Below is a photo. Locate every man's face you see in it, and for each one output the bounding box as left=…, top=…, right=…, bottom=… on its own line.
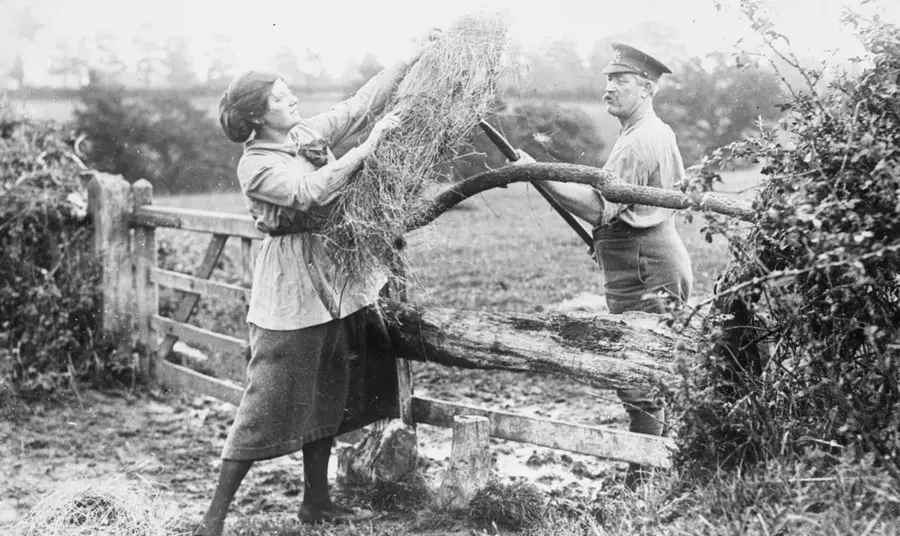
left=261, top=79, right=302, bottom=132
left=603, top=73, right=649, bottom=120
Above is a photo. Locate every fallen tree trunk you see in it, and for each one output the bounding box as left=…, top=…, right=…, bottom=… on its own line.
left=381, top=299, right=696, bottom=391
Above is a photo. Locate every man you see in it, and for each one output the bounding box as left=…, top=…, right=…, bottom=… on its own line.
left=515, top=42, right=692, bottom=487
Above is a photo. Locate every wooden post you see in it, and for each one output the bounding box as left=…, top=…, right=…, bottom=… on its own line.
left=437, top=415, right=492, bottom=510
left=390, top=257, right=415, bottom=426
left=132, top=179, right=157, bottom=379
left=88, top=173, right=134, bottom=345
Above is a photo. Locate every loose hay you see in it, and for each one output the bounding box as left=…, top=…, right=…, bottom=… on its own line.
left=467, top=479, right=545, bottom=531
left=317, top=12, right=510, bottom=281
left=13, top=478, right=171, bottom=536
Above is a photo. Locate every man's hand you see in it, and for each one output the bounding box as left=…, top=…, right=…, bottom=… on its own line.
left=510, top=149, right=536, bottom=165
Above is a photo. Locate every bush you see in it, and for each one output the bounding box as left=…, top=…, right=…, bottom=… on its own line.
left=0, top=104, right=128, bottom=395
left=452, top=100, right=605, bottom=180
left=73, top=82, right=241, bottom=194
left=675, top=11, right=900, bottom=474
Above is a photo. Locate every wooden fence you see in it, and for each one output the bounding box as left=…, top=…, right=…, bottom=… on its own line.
left=88, top=172, right=676, bottom=476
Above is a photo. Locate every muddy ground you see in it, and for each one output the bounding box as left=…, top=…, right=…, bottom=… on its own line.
left=1, top=361, right=630, bottom=532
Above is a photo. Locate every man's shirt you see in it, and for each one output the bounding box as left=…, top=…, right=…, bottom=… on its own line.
left=596, top=108, right=685, bottom=229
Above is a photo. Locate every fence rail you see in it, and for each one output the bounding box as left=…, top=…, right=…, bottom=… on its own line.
left=88, top=172, right=676, bottom=476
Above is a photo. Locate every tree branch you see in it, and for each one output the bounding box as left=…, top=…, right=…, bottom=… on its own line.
left=406, top=163, right=756, bottom=232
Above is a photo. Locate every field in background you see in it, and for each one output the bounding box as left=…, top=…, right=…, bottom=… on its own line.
left=158, top=166, right=762, bottom=309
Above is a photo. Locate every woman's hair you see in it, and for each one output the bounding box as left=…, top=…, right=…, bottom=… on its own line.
left=218, top=71, right=280, bottom=143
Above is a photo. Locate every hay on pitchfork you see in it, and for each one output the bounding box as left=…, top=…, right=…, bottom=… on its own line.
left=13, top=478, right=172, bottom=536
left=317, top=13, right=510, bottom=281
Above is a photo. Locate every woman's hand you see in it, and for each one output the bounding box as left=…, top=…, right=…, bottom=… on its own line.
left=363, top=110, right=404, bottom=151
left=405, top=28, right=442, bottom=64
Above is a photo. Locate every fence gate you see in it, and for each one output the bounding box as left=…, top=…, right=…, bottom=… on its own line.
left=88, top=173, right=676, bottom=485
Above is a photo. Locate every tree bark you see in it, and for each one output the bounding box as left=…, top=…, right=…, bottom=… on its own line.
left=381, top=299, right=695, bottom=391
left=406, top=162, right=756, bottom=231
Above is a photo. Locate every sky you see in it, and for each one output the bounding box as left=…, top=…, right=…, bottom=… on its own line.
left=5, top=0, right=900, bottom=83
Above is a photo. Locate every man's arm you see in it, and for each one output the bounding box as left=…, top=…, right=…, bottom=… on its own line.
left=512, top=150, right=606, bottom=226
left=532, top=180, right=605, bottom=226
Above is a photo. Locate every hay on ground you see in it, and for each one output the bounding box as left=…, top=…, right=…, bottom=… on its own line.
left=467, top=479, right=545, bottom=530
left=13, top=478, right=171, bottom=536
left=316, top=12, right=510, bottom=281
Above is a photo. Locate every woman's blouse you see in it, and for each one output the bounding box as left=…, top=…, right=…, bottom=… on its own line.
left=238, top=60, right=409, bottom=330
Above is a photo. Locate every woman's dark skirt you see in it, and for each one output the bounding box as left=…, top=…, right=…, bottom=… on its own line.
left=221, top=306, right=398, bottom=461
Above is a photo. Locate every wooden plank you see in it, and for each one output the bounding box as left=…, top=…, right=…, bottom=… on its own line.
left=150, top=268, right=250, bottom=302
left=411, top=396, right=674, bottom=468
left=152, top=315, right=248, bottom=358
left=132, top=180, right=158, bottom=379
left=157, top=360, right=243, bottom=406
left=132, top=205, right=265, bottom=239
left=241, top=237, right=253, bottom=287
left=396, top=359, right=414, bottom=426
left=156, top=234, right=229, bottom=361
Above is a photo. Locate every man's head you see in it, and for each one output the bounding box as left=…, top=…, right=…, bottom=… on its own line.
left=601, top=43, right=671, bottom=120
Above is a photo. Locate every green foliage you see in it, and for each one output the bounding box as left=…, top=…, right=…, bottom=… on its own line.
left=0, top=104, right=127, bottom=395
left=675, top=12, right=900, bottom=474
left=73, top=81, right=242, bottom=194
left=453, top=100, right=605, bottom=179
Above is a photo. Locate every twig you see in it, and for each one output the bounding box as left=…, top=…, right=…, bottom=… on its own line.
left=66, top=352, right=85, bottom=410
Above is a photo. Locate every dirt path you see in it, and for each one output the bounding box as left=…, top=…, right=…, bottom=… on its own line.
left=1, top=367, right=628, bottom=533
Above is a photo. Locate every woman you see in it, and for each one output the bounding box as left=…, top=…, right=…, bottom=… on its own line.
left=195, top=35, right=436, bottom=535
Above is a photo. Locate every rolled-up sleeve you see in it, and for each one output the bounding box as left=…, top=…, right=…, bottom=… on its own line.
left=598, top=145, right=650, bottom=226
left=306, top=60, right=410, bottom=146
left=238, top=147, right=367, bottom=212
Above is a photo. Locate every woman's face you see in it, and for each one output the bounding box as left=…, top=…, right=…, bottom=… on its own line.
left=261, top=79, right=301, bottom=132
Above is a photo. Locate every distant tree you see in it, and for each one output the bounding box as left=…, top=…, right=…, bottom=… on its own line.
left=89, top=31, right=128, bottom=85
left=343, top=53, right=384, bottom=94
left=657, top=51, right=784, bottom=164
left=1, top=1, right=42, bottom=87
left=165, top=36, right=199, bottom=87
left=520, top=40, right=589, bottom=97
left=133, top=24, right=168, bottom=87
left=585, top=40, right=611, bottom=93
left=303, top=49, right=333, bottom=91
left=206, top=33, right=237, bottom=87
left=271, top=46, right=308, bottom=86
left=48, top=38, right=89, bottom=87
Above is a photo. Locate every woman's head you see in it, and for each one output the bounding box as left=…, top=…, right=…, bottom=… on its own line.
left=219, top=71, right=300, bottom=143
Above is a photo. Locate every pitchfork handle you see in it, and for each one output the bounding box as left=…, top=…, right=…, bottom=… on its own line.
left=478, top=120, right=595, bottom=255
